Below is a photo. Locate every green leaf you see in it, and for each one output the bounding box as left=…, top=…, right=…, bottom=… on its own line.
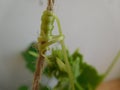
left=22, top=42, right=38, bottom=73
left=21, top=43, right=105, bottom=90
left=70, top=49, right=83, bottom=78
left=40, top=84, right=51, bottom=90
left=18, top=86, right=28, bottom=90
left=43, top=48, right=68, bottom=78
left=26, top=63, right=36, bottom=73
left=76, top=63, right=103, bottom=90
left=29, top=51, right=39, bottom=57
left=56, top=57, right=67, bottom=72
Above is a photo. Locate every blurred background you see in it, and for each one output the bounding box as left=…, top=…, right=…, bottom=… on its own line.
left=0, top=0, right=120, bottom=90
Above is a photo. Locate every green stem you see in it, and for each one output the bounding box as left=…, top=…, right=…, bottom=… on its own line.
left=55, top=15, right=75, bottom=90
left=75, top=80, right=84, bottom=90
left=61, top=41, right=75, bottom=90
left=104, top=50, right=120, bottom=79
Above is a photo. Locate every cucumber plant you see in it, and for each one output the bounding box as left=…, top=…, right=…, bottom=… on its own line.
left=32, top=0, right=74, bottom=90
left=18, top=0, right=120, bottom=90
left=19, top=43, right=120, bottom=90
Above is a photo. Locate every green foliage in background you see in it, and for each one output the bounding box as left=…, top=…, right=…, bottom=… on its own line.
left=22, top=43, right=38, bottom=72
left=18, top=43, right=105, bottom=90
left=18, top=86, right=28, bottom=90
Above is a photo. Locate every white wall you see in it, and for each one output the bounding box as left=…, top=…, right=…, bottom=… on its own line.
left=0, top=0, right=120, bottom=90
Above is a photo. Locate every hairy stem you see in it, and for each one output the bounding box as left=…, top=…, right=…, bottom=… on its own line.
left=104, top=51, right=120, bottom=79
left=61, top=41, right=75, bottom=90
left=55, top=15, right=75, bottom=90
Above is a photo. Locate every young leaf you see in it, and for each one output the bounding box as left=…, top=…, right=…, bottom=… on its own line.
left=18, top=86, right=28, bottom=90
left=22, top=43, right=38, bottom=73
left=76, top=63, right=103, bottom=90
